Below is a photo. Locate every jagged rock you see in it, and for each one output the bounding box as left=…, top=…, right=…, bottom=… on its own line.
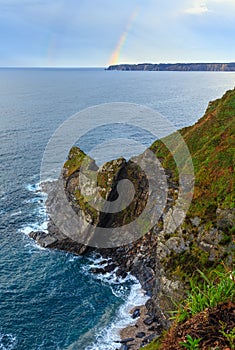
left=141, top=333, right=158, bottom=346
left=216, top=208, right=235, bottom=229
left=119, top=345, right=129, bottom=350
left=131, top=261, right=156, bottom=296
left=143, top=316, right=156, bottom=326
left=116, top=268, right=128, bottom=279
left=136, top=332, right=146, bottom=338
left=156, top=241, right=170, bottom=259
left=91, top=263, right=117, bottom=274
left=190, top=216, right=201, bottom=227
left=165, top=236, right=188, bottom=254
left=132, top=309, right=140, bottom=319
left=120, top=338, right=134, bottom=343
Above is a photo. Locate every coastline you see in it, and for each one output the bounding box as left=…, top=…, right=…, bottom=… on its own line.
left=28, top=173, right=179, bottom=349
left=106, top=62, right=235, bottom=72
left=83, top=257, right=150, bottom=350
left=28, top=88, right=235, bottom=349
left=27, top=181, right=164, bottom=350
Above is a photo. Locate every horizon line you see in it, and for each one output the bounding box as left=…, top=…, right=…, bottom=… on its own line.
left=1, top=61, right=235, bottom=69
left=0, top=66, right=106, bottom=69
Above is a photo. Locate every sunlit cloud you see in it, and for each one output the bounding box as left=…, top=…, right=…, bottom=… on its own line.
left=184, top=0, right=209, bottom=14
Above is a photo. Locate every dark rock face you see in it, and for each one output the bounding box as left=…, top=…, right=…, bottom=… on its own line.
left=143, top=316, right=156, bottom=326
left=131, top=262, right=156, bottom=297
left=216, top=208, right=235, bottom=229
left=132, top=309, right=141, bottom=319
left=29, top=147, right=183, bottom=348
left=141, top=333, right=159, bottom=346
left=29, top=227, right=90, bottom=255
left=116, top=338, right=135, bottom=350
left=107, top=62, right=235, bottom=72
left=120, top=338, right=135, bottom=343
left=119, top=344, right=129, bottom=350
left=136, top=332, right=146, bottom=338
left=29, top=147, right=177, bottom=350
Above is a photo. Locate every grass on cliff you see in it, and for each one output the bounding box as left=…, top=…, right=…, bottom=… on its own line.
left=151, top=88, right=235, bottom=220
left=145, top=89, right=235, bottom=350
left=64, top=146, right=87, bottom=177
left=172, top=267, right=235, bottom=323
left=144, top=266, right=235, bottom=350
left=151, top=89, right=235, bottom=286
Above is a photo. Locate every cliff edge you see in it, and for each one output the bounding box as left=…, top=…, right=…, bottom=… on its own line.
left=30, top=88, right=235, bottom=349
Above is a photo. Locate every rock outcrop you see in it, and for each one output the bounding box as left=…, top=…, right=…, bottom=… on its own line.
left=29, top=88, right=235, bottom=349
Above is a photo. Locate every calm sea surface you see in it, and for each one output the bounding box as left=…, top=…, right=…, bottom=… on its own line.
left=0, top=68, right=235, bottom=350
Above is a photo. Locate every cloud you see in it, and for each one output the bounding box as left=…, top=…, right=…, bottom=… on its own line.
left=208, top=0, right=235, bottom=3
left=184, top=0, right=209, bottom=15
left=0, top=0, right=234, bottom=66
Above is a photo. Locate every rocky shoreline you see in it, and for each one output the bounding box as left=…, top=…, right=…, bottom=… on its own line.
left=30, top=163, right=234, bottom=349
left=29, top=88, right=235, bottom=349
left=29, top=158, right=181, bottom=349
left=30, top=176, right=234, bottom=349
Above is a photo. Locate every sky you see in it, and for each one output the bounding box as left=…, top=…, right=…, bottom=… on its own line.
left=0, top=0, right=235, bottom=67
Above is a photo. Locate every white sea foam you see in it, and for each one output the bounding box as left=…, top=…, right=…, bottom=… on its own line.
left=68, top=255, right=81, bottom=263
left=85, top=280, right=149, bottom=350
left=0, top=331, right=17, bottom=350
left=83, top=255, right=137, bottom=299
left=0, top=188, right=6, bottom=201
left=20, top=182, right=49, bottom=239
left=10, top=210, right=22, bottom=217
left=20, top=218, right=48, bottom=236
left=24, top=241, right=47, bottom=253
left=25, top=182, right=41, bottom=193
left=81, top=254, right=149, bottom=350
left=23, top=197, right=43, bottom=204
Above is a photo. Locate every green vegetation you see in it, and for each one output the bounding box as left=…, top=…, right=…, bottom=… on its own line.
left=161, top=245, right=214, bottom=283
left=145, top=89, right=235, bottom=349
left=179, top=335, right=202, bottom=349
left=151, top=88, right=235, bottom=220
left=144, top=267, right=235, bottom=349
left=142, top=337, right=163, bottom=350
left=64, top=146, right=87, bottom=177
left=219, top=323, right=235, bottom=350
left=173, top=268, right=235, bottom=323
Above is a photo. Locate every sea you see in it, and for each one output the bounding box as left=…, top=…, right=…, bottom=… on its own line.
left=0, top=68, right=235, bottom=350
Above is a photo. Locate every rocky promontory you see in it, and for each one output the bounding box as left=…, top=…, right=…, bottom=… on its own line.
left=30, top=88, right=235, bottom=349
left=107, top=62, right=235, bottom=72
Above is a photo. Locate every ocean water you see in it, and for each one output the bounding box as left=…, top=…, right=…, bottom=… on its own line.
left=0, top=68, right=235, bottom=350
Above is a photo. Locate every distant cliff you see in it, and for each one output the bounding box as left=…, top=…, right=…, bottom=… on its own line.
left=107, top=62, right=235, bottom=71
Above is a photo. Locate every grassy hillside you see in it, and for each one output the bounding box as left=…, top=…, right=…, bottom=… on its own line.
left=151, top=88, right=235, bottom=220
left=146, top=89, right=235, bottom=349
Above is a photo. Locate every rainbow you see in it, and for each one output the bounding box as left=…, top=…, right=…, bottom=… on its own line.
left=108, top=9, right=138, bottom=66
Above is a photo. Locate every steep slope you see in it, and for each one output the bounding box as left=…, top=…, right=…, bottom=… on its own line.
left=151, top=87, right=235, bottom=220
left=143, top=91, right=235, bottom=350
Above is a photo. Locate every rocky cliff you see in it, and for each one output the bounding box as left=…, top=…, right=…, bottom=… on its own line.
left=30, top=88, right=235, bottom=349
left=107, top=63, right=235, bottom=72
